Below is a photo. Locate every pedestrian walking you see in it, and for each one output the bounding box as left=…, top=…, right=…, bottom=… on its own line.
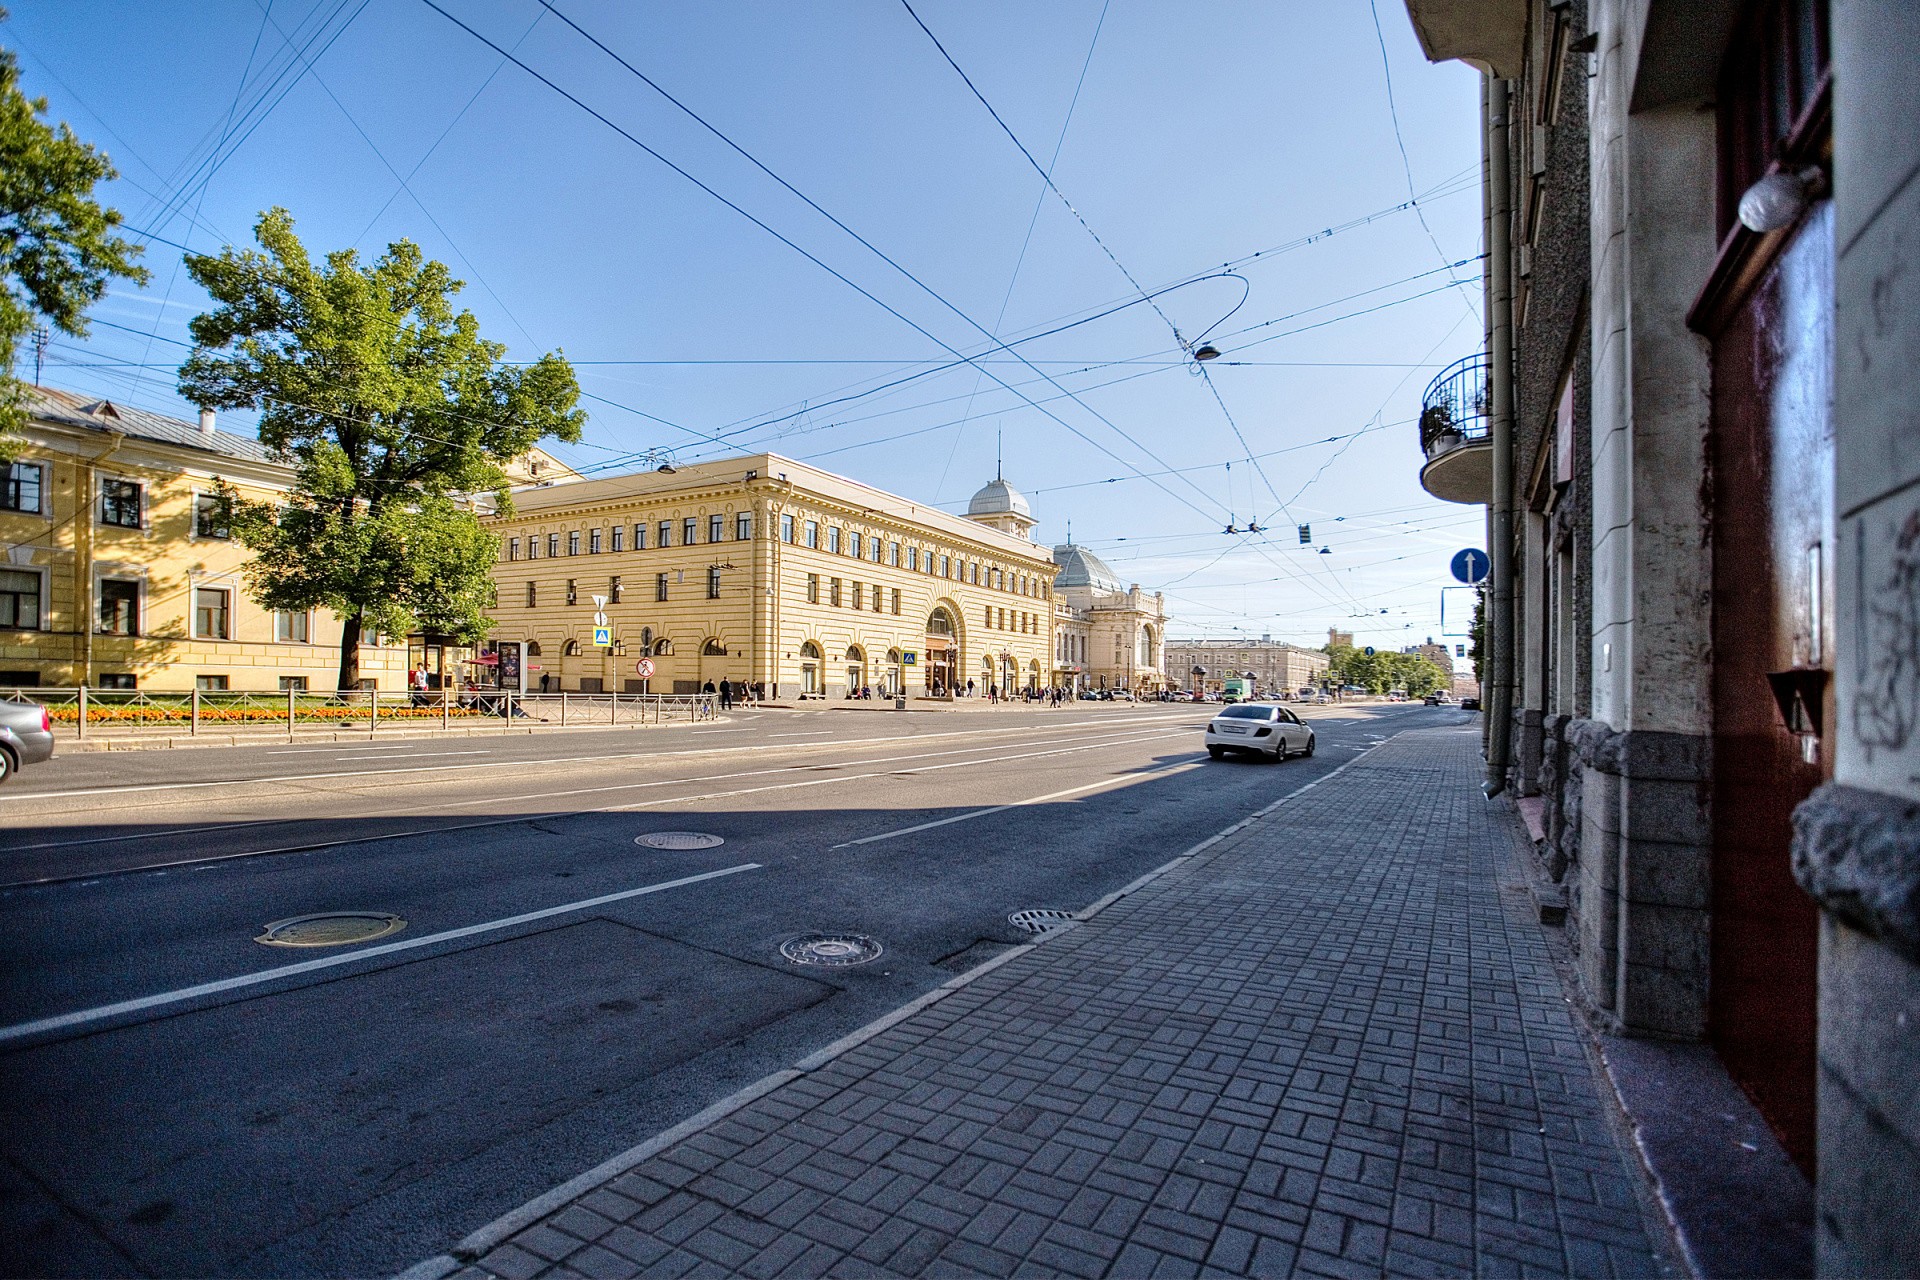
left=718, top=677, right=733, bottom=710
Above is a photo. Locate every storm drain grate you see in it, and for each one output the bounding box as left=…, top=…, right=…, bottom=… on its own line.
left=256, top=912, right=406, bottom=948
left=781, top=933, right=883, bottom=967
left=634, top=831, right=726, bottom=850
left=1008, top=908, right=1077, bottom=934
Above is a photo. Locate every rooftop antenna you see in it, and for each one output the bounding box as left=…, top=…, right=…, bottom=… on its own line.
left=995, top=426, right=1003, bottom=481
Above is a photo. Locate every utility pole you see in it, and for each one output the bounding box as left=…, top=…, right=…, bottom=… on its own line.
left=32, top=327, right=49, bottom=386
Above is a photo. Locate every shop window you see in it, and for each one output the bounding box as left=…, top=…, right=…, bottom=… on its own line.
left=100, top=477, right=142, bottom=528
left=193, top=587, right=231, bottom=640
left=98, top=579, right=139, bottom=635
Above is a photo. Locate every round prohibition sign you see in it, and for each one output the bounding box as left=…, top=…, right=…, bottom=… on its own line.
left=635, top=657, right=656, bottom=678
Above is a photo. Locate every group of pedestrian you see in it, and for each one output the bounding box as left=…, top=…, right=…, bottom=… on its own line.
left=702, top=677, right=763, bottom=710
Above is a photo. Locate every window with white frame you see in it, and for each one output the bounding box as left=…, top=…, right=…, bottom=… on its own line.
left=827, top=526, right=841, bottom=555
left=781, top=513, right=795, bottom=543
left=0, top=569, right=43, bottom=629
left=508, top=536, right=520, bottom=561
left=683, top=517, right=697, bottom=546
left=547, top=533, right=560, bottom=558
left=2, top=461, right=44, bottom=514
left=589, top=528, right=602, bottom=554
left=193, top=587, right=231, bottom=640
left=849, top=532, right=862, bottom=559
left=611, top=524, right=624, bottom=552
left=568, top=530, right=581, bottom=556
left=804, top=520, right=819, bottom=548
left=889, top=541, right=900, bottom=567
left=98, top=579, right=139, bottom=635
left=100, top=477, right=142, bottom=528
left=709, top=513, right=725, bottom=544
left=659, top=520, right=673, bottom=548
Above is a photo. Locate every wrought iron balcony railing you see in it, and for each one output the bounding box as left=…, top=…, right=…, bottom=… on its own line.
left=1419, top=353, right=1491, bottom=457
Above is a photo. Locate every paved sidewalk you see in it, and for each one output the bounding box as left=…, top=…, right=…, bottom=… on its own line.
left=415, top=726, right=1662, bottom=1279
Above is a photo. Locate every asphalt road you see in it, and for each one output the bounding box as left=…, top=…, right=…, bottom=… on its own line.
left=0, top=700, right=1463, bottom=1277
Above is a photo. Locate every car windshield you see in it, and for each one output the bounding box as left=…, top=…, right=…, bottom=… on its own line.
left=1217, top=705, right=1275, bottom=720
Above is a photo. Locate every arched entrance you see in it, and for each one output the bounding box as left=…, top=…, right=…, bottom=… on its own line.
left=799, top=641, right=821, bottom=697
left=925, top=607, right=957, bottom=695
left=883, top=648, right=903, bottom=697
left=845, top=645, right=865, bottom=697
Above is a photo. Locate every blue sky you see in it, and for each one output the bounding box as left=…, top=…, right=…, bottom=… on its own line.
left=9, top=1, right=1487, bottom=651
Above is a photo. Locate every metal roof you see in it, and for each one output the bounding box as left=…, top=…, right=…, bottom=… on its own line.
left=27, top=386, right=277, bottom=465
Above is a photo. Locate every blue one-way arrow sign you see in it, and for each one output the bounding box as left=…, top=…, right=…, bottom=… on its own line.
left=1451, top=547, right=1490, bottom=584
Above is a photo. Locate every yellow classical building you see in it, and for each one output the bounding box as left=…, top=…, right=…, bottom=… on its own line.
left=0, top=387, right=572, bottom=693
left=484, top=458, right=1060, bottom=699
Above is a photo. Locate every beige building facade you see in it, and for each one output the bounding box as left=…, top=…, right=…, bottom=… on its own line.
left=0, top=388, right=415, bottom=692
left=1164, top=638, right=1331, bottom=696
left=485, top=456, right=1059, bottom=699
left=1048, top=542, right=1168, bottom=693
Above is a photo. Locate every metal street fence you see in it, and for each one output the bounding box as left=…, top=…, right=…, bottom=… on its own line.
left=0, top=687, right=718, bottom=739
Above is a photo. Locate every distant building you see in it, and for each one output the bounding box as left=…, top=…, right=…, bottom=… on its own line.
left=1164, top=638, right=1330, bottom=696
left=1327, top=628, right=1353, bottom=649
left=1049, top=541, right=1167, bottom=693
left=1403, top=636, right=1455, bottom=677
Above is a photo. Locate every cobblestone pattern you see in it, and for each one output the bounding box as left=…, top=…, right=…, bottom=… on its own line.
left=458, top=728, right=1659, bottom=1278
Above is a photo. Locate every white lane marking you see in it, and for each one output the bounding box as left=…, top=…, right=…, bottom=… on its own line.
left=267, top=746, right=425, bottom=755
left=11, top=716, right=1183, bottom=803
left=3, top=730, right=1192, bottom=882
left=7, top=727, right=1184, bottom=856
left=327, top=750, right=489, bottom=761
left=829, top=756, right=1207, bottom=849
left=768, top=732, right=832, bottom=738
left=0, top=863, right=760, bottom=1045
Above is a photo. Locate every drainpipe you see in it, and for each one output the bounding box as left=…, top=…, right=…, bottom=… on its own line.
left=77, top=430, right=125, bottom=689
left=1484, top=76, right=1516, bottom=798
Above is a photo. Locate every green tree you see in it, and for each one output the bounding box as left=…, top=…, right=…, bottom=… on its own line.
left=179, top=208, right=583, bottom=692
left=0, top=23, right=148, bottom=454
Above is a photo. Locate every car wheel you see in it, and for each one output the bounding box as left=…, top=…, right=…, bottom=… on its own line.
left=1270, top=743, right=1286, bottom=762
left=1208, top=746, right=1224, bottom=760
left=0, top=745, right=14, bottom=785
left=1304, top=734, right=1315, bottom=758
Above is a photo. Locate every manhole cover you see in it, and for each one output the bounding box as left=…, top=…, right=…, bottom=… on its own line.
left=256, top=912, right=406, bottom=948
left=780, top=933, right=883, bottom=966
left=1008, top=908, right=1076, bottom=934
left=634, top=831, right=726, bottom=850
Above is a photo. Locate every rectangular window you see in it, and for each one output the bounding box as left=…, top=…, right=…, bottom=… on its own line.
left=827, top=527, right=841, bottom=555
left=851, top=581, right=863, bottom=610
left=872, top=538, right=883, bottom=564
left=566, top=579, right=578, bottom=606
left=633, top=523, right=648, bottom=550
left=941, top=555, right=951, bottom=578
left=985, top=606, right=993, bottom=628
left=193, top=587, right=231, bottom=640
left=508, top=536, right=520, bottom=561
left=610, top=575, right=623, bottom=603
left=889, top=541, right=900, bottom=567
left=806, top=573, right=820, bottom=604
left=98, top=579, right=139, bottom=635
left=891, top=588, right=901, bottom=616
left=873, top=586, right=883, bottom=613
left=659, top=520, right=673, bottom=548
left=279, top=676, right=308, bottom=692
left=99, top=673, right=136, bottom=690
left=568, top=531, right=581, bottom=556
left=707, top=567, right=722, bottom=599
left=610, top=525, right=623, bottom=552
left=683, top=517, right=697, bottom=546
left=527, top=535, right=540, bottom=560
left=781, top=513, right=795, bottom=543
left=656, top=573, right=669, bottom=602
left=2, top=461, right=44, bottom=513
left=194, top=493, right=229, bottom=538
left=100, top=478, right=142, bottom=528
left=736, top=511, right=752, bottom=542
left=196, top=674, right=229, bottom=692
left=907, top=547, right=918, bottom=571
left=590, top=528, right=602, bottom=554
left=547, top=533, right=560, bottom=558
left=829, top=577, right=842, bottom=607
left=275, top=609, right=310, bottom=643
left=526, top=582, right=537, bottom=608
left=850, top=532, right=863, bottom=559
left=710, top=513, right=725, bottom=544
left=805, top=521, right=819, bottom=548
left=4, top=571, right=45, bottom=629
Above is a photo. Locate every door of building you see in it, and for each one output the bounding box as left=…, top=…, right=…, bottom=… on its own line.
left=1706, top=198, right=1831, bottom=1174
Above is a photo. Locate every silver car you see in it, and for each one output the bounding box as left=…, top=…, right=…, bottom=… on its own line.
left=1204, top=703, right=1315, bottom=762
left=0, top=698, right=55, bottom=784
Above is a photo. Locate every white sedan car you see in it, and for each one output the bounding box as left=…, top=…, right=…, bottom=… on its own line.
left=1204, top=703, right=1315, bottom=761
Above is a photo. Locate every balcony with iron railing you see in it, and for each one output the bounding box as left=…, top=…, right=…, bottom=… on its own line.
left=1417, top=353, right=1491, bottom=505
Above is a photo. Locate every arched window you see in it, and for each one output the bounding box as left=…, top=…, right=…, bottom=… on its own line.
left=562, top=638, right=581, bottom=657
left=845, top=645, right=863, bottom=662
left=800, top=641, right=822, bottom=660
left=703, top=638, right=726, bottom=656
left=927, top=607, right=955, bottom=636
left=525, top=640, right=543, bottom=657
left=886, top=648, right=902, bottom=664
left=653, top=638, right=673, bottom=656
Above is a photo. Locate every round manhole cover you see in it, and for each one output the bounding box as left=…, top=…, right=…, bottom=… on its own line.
left=256, top=912, right=406, bottom=948
left=634, top=832, right=726, bottom=850
left=1008, top=908, right=1076, bottom=934
left=781, top=933, right=883, bottom=967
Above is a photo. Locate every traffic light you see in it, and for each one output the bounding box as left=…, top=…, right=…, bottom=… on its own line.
left=1297, top=523, right=1311, bottom=544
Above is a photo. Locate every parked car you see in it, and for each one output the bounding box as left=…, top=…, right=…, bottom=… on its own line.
left=1460, top=696, right=1481, bottom=711
left=1204, top=703, right=1315, bottom=762
left=0, top=698, right=55, bottom=784
left=1312, top=693, right=1332, bottom=704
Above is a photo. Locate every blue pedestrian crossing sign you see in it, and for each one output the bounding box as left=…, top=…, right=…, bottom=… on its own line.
left=593, top=625, right=612, bottom=648
left=1450, top=547, right=1491, bottom=584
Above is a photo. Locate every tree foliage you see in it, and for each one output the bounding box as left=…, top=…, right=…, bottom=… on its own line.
left=0, top=24, right=148, bottom=453
left=180, top=208, right=583, bottom=691
left=1323, top=644, right=1449, bottom=697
